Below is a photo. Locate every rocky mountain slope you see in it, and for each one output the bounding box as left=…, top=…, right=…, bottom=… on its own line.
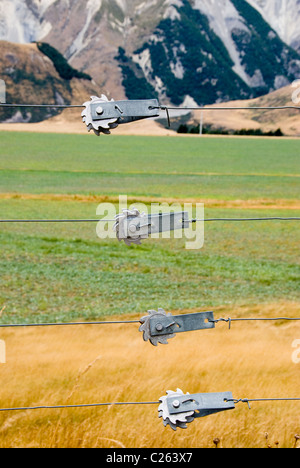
left=125, top=0, right=300, bottom=105
left=0, top=0, right=299, bottom=107
left=247, top=0, right=300, bottom=52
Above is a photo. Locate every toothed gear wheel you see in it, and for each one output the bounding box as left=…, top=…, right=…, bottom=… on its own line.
left=113, top=208, right=148, bottom=246
left=139, top=308, right=176, bottom=346
left=158, top=389, right=195, bottom=431
left=82, top=95, right=119, bottom=135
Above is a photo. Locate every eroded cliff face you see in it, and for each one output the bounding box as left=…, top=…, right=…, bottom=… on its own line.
left=247, top=0, right=300, bottom=52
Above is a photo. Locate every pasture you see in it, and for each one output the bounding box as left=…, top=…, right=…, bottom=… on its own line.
left=0, top=131, right=299, bottom=448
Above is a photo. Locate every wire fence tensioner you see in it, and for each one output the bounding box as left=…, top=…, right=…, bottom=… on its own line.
left=139, top=309, right=215, bottom=346
left=113, top=209, right=190, bottom=246
left=82, top=95, right=160, bottom=135
left=159, top=389, right=235, bottom=430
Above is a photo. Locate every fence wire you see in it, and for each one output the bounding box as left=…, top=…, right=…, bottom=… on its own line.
left=0, top=397, right=299, bottom=413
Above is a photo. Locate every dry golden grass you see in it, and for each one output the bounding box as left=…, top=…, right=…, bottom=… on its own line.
left=0, top=113, right=176, bottom=136
left=0, top=193, right=299, bottom=210
left=0, top=302, right=299, bottom=448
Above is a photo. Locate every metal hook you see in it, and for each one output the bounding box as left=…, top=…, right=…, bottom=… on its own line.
left=208, top=317, right=232, bottom=329
left=227, top=398, right=251, bottom=410
left=161, top=106, right=171, bottom=127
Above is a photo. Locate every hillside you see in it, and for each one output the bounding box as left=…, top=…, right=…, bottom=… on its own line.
left=186, top=84, right=300, bottom=136
left=0, top=39, right=298, bottom=136
left=1, top=83, right=299, bottom=137
left=0, top=1, right=300, bottom=107
left=0, top=40, right=102, bottom=123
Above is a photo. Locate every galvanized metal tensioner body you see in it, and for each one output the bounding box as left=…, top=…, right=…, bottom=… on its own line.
left=139, top=309, right=215, bottom=346
left=82, top=96, right=160, bottom=135
left=159, top=389, right=235, bottom=430
left=113, top=209, right=190, bottom=246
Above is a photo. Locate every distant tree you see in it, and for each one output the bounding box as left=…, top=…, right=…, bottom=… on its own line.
left=177, top=124, right=189, bottom=133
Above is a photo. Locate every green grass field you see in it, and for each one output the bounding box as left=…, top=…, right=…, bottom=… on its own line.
left=0, top=131, right=300, bottom=448
left=0, top=131, right=299, bottom=324
left=0, top=133, right=299, bottom=199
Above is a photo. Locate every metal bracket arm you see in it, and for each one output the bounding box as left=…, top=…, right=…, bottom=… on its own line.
left=125, top=211, right=190, bottom=236
left=167, top=392, right=235, bottom=419
left=90, top=99, right=160, bottom=123
left=147, top=211, right=190, bottom=235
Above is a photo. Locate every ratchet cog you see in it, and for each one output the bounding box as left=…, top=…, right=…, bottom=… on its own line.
left=81, top=95, right=119, bottom=135
left=158, top=389, right=195, bottom=430
left=113, top=208, right=148, bottom=246
left=139, top=308, right=176, bottom=346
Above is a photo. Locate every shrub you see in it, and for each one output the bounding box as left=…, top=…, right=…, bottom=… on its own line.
left=36, top=42, right=92, bottom=81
